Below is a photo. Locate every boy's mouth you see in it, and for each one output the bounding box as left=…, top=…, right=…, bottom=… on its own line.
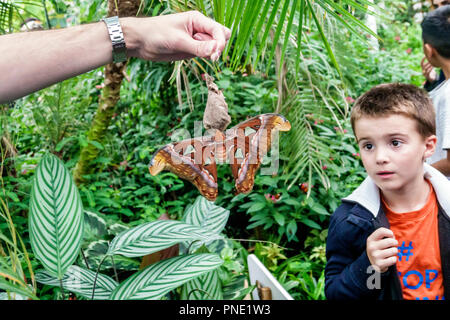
left=376, top=171, right=395, bottom=177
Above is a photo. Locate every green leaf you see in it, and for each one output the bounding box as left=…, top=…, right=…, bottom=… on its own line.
left=273, top=212, right=285, bottom=226
left=182, top=196, right=230, bottom=235
left=55, top=136, right=77, bottom=152
left=84, top=240, right=140, bottom=271
left=309, top=201, right=330, bottom=216
left=110, top=253, right=223, bottom=300
left=88, top=140, right=104, bottom=150
left=299, top=218, right=321, bottom=229
left=107, top=220, right=222, bottom=258
left=222, top=274, right=254, bottom=300
left=286, top=220, right=298, bottom=239
left=83, top=210, right=107, bottom=241
left=283, top=198, right=301, bottom=207
left=35, top=265, right=118, bottom=300
left=28, top=153, right=84, bottom=279
left=247, top=202, right=266, bottom=213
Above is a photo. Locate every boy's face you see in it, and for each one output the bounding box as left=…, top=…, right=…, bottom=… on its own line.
left=432, top=0, right=449, bottom=9
left=354, top=114, right=436, bottom=193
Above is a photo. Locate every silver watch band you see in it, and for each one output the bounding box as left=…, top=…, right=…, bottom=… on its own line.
left=102, top=16, right=127, bottom=63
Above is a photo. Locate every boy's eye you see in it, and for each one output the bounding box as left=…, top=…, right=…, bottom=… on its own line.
left=363, top=143, right=373, bottom=150
left=391, top=140, right=402, bottom=147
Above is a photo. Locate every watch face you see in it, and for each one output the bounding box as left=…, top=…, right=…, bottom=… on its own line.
left=103, top=16, right=127, bottom=63
left=113, top=42, right=126, bottom=50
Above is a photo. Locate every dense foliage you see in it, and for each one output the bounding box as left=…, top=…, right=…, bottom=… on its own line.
left=0, top=0, right=431, bottom=300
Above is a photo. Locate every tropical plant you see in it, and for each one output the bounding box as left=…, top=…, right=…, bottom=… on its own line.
left=23, top=153, right=256, bottom=300
left=0, top=0, right=44, bottom=34
left=0, top=194, right=38, bottom=300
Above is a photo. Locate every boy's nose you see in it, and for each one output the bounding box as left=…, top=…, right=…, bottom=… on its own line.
left=375, top=148, right=389, bottom=164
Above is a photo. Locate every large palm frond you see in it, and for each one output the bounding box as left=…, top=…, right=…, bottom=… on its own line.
left=167, top=0, right=382, bottom=76
left=0, top=0, right=42, bottom=34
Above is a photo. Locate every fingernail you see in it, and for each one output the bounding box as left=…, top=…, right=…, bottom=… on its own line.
left=211, top=51, right=220, bottom=61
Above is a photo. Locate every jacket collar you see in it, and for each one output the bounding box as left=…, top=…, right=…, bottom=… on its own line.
left=342, top=163, right=450, bottom=219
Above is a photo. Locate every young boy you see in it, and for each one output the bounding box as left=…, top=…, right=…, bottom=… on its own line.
left=325, top=83, right=450, bottom=300
left=421, top=5, right=450, bottom=177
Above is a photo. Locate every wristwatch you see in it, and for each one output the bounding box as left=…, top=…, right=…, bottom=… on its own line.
left=102, top=16, right=127, bottom=63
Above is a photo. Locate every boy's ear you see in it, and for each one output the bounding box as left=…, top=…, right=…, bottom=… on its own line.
left=423, top=135, right=437, bottom=161
left=424, top=43, right=433, bottom=58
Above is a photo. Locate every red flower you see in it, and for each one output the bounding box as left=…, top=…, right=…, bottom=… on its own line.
left=394, top=36, right=401, bottom=41
left=345, top=96, right=355, bottom=103
left=265, top=193, right=282, bottom=203
left=406, top=48, right=412, bottom=54
left=300, top=182, right=309, bottom=193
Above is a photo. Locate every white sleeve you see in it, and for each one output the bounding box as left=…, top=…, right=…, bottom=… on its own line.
left=441, top=86, right=450, bottom=150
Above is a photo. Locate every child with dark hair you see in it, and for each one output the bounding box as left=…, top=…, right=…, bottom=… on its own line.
left=421, top=5, right=450, bottom=178
left=422, top=0, right=448, bottom=92
left=325, top=83, right=450, bottom=300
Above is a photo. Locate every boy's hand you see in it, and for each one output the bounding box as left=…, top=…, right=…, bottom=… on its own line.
left=366, top=227, right=398, bottom=273
left=421, top=57, right=438, bottom=83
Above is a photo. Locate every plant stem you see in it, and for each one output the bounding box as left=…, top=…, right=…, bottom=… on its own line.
left=91, top=255, right=108, bottom=300
left=80, top=249, right=90, bottom=269
left=187, top=288, right=214, bottom=300
left=110, top=255, right=119, bottom=283
left=41, top=0, right=52, bottom=29
left=59, top=279, right=66, bottom=300
left=228, top=238, right=292, bottom=251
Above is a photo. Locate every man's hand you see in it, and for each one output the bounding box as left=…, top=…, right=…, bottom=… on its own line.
left=421, top=57, right=438, bottom=83
left=123, top=11, right=231, bottom=62
left=366, top=227, right=398, bottom=273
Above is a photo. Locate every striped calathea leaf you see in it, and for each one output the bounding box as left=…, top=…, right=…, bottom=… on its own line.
left=28, top=153, right=84, bottom=279
left=180, top=196, right=229, bottom=253
left=180, top=246, right=223, bottom=300
left=110, top=253, right=223, bottom=300
left=35, top=265, right=118, bottom=300
left=182, top=196, right=230, bottom=234
left=107, top=220, right=222, bottom=258
left=180, top=268, right=223, bottom=300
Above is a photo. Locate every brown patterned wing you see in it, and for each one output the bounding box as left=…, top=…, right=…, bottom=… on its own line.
left=149, top=131, right=225, bottom=201
left=224, top=113, right=291, bottom=195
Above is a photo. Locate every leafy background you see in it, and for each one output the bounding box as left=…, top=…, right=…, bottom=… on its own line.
left=0, top=0, right=431, bottom=299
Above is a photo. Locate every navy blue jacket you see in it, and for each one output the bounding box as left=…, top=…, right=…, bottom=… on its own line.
left=325, top=164, right=450, bottom=300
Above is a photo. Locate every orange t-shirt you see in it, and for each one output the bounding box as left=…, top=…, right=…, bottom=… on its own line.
left=382, top=180, right=444, bottom=300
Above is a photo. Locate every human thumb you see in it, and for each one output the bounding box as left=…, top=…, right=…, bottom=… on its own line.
left=197, top=40, right=218, bottom=59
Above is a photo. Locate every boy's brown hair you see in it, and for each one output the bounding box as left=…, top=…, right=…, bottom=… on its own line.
left=350, top=83, right=436, bottom=139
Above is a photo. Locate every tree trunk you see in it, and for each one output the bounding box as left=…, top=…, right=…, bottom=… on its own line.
left=73, top=0, right=140, bottom=185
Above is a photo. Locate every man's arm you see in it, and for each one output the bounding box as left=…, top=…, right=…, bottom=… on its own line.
left=0, top=11, right=230, bottom=103
left=0, top=21, right=113, bottom=102
left=431, top=150, right=450, bottom=176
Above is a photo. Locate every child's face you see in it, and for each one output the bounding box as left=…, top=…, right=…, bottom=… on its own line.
left=354, top=114, right=436, bottom=193
left=432, top=0, right=449, bottom=10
